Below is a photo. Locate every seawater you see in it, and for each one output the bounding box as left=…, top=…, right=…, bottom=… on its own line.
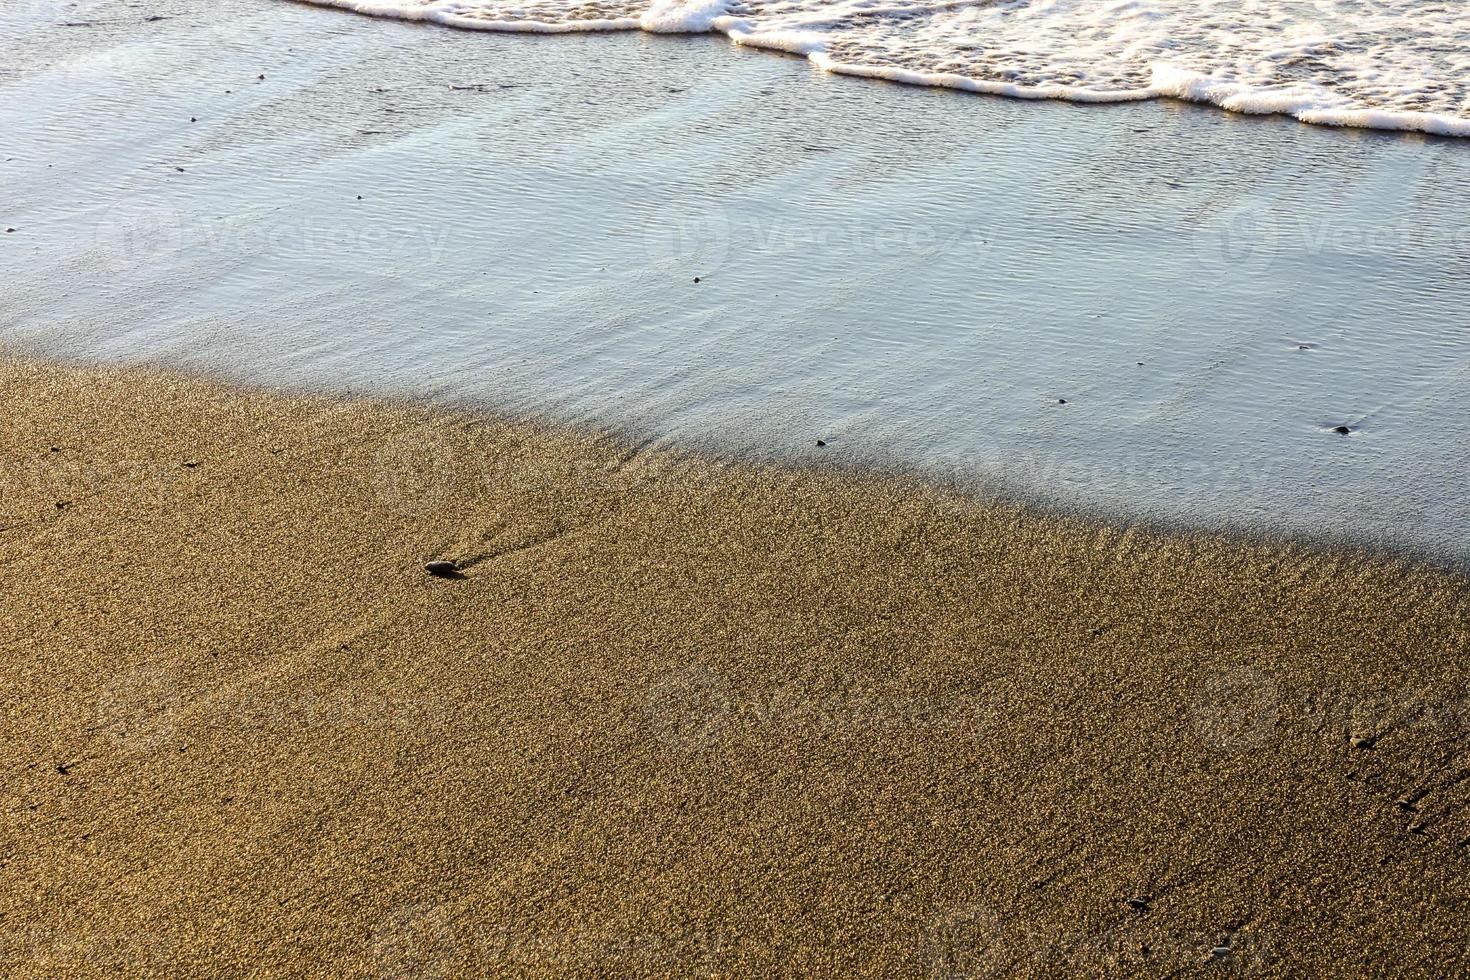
left=305, top=0, right=1470, bottom=137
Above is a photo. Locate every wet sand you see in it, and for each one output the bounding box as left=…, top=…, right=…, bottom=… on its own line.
left=3, top=356, right=1469, bottom=976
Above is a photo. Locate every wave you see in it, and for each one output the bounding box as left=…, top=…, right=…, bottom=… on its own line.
left=300, top=0, right=1470, bottom=138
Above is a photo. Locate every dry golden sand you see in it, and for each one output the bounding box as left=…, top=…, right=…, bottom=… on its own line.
left=2, top=356, right=1469, bottom=977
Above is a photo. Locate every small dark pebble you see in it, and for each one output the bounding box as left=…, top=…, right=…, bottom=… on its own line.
left=1058, top=398, right=1067, bottom=405
left=1126, top=898, right=1150, bottom=913
left=4, top=228, right=14, bottom=233
left=56, top=763, right=71, bottom=776
left=815, top=439, right=826, bottom=447
left=55, top=501, right=70, bottom=510
left=175, top=166, right=185, bottom=172
left=190, top=116, right=196, bottom=122
left=356, top=195, right=363, bottom=200
left=425, top=560, right=459, bottom=578
left=693, top=276, right=701, bottom=283
left=1332, top=425, right=1351, bottom=435
left=258, top=74, right=266, bottom=80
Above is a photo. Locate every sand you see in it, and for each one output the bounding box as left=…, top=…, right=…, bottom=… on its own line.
left=2, top=356, right=1468, bottom=977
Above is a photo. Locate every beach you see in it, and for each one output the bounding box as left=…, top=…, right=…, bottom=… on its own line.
left=6, top=0, right=1470, bottom=974
left=3, top=356, right=1468, bottom=975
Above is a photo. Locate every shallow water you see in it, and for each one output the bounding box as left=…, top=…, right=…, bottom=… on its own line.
left=3, top=1, right=1469, bottom=557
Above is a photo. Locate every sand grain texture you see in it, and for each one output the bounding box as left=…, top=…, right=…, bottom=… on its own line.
left=2, top=358, right=1469, bottom=977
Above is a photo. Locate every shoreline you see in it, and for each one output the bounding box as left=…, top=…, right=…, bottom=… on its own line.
left=9, top=1, right=1470, bottom=561
left=5, top=356, right=1469, bottom=975
left=296, top=0, right=1470, bottom=139
left=15, top=347, right=1463, bottom=575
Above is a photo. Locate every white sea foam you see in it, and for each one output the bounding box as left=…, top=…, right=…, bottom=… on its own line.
left=302, top=0, right=1470, bottom=137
